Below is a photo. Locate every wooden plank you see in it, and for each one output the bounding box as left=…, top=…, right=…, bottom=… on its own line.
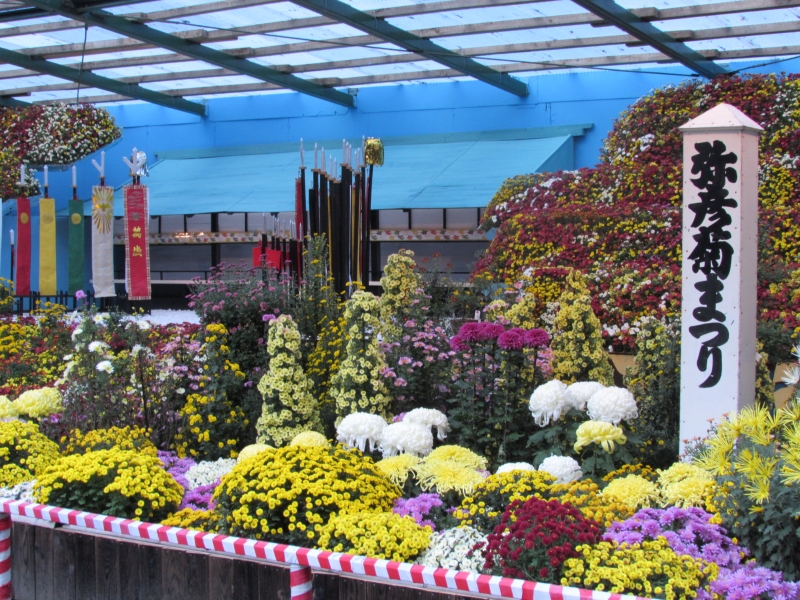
left=185, top=552, right=209, bottom=600
left=161, top=548, right=187, bottom=600
left=12, top=523, right=36, bottom=600
left=138, top=543, right=162, bottom=599
left=233, top=557, right=259, bottom=600
left=34, top=526, right=54, bottom=600
left=208, top=556, right=234, bottom=600
left=312, top=573, right=340, bottom=600
left=95, top=537, right=120, bottom=600
left=118, top=541, right=141, bottom=600
left=258, top=563, right=290, bottom=600
left=75, top=530, right=97, bottom=600
left=52, top=529, right=77, bottom=600
left=338, top=576, right=368, bottom=600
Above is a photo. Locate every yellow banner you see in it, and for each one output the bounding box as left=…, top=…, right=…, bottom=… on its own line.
left=39, top=197, right=57, bottom=296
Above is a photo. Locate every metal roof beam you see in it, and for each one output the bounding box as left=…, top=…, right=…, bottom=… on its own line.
left=0, top=45, right=207, bottom=115
left=12, top=16, right=800, bottom=96
left=289, top=0, right=528, bottom=96
left=0, top=95, right=30, bottom=107
left=569, top=0, right=727, bottom=78
left=0, top=0, right=543, bottom=37
left=6, top=0, right=798, bottom=69
left=30, top=41, right=800, bottom=104
left=18, top=0, right=355, bottom=107
left=0, top=0, right=148, bottom=23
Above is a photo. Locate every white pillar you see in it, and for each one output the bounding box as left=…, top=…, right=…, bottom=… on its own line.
left=678, top=103, right=762, bottom=448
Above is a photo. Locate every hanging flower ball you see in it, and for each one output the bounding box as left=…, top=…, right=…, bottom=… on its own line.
left=529, top=380, right=574, bottom=427
left=237, top=443, right=274, bottom=463
left=336, top=413, right=388, bottom=453
left=538, top=455, right=582, bottom=484
left=403, top=408, right=451, bottom=441
left=379, top=422, right=434, bottom=458
left=289, top=431, right=330, bottom=448
left=496, top=462, right=536, bottom=474
left=586, top=387, right=638, bottom=425
left=566, top=381, right=607, bottom=412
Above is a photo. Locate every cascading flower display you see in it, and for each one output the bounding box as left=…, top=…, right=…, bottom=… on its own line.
left=34, top=448, right=183, bottom=521
left=0, top=420, right=60, bottom=487
left=316, top=511, right=432, bottom=562
left=213, top=445, right=401, bottom=546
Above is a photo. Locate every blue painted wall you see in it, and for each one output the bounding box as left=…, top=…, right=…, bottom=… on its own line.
left=3, top=57, right=800, bottom=288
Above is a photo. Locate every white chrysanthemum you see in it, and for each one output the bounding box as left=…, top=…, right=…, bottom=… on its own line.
left=416, top=526, right=487, bottom=572
left=538, top=455, right=582, bottom=484
left=96, top=360, right=113, bottom=374
left=336, top=412, right=387, bottom=452
left=586, top=387, right=638, bottom=425
left=496, top=462, right=535, bottom=474
left=71, top=327, right=83, bottom=341
left=87, top=341, right=109, bottom=353
left=136, top=320, right=151, bottom=330
left=566, top=381, right=606, bottom=411
left=92, top=314, right=108, bottom=324
left=185, top=458, right=236, bottom=489
left=403, top=408, right=451, bottom=440
left=528, top=380, right=573, bottom=427
left=379, top=422, right=434, bottom=458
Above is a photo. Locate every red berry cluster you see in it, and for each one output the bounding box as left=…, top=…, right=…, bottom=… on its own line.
left=480, top=497, right=601, bottom=582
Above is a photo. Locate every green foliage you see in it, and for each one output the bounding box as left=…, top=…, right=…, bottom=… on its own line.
left=256, top=315, right=321, bottom=446
left=292, top=235, right=344, bottom=361
left=551, top=271, right=614, bottom=385
left=625, top=319, right=681, bottom=469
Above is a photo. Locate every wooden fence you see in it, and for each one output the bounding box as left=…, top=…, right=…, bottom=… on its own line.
left=11, top=520, right=470, bottom=600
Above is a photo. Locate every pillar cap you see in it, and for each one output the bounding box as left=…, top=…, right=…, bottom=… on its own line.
left=679, top=102, right=763, bottom=134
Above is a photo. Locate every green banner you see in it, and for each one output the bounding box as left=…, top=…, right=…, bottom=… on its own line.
left=68, top=200, right=84, bottom=295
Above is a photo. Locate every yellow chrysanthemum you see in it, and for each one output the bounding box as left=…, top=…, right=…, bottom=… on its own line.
left=375, top=454, right=420, bottom=486
left=289, top=431, right=330, bottom=448
left=574, top=420, right=627, bottom=453
left=602, top=474, right=660, bottom=510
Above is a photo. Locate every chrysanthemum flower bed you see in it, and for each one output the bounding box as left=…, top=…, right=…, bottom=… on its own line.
left=2, top=79, right=800, bottom=599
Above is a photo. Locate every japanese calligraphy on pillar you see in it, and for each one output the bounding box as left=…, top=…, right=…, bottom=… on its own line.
left=686, top=139, right=737, bottom=388
left=123, top=185, right=151, bottom=300
left=679, top=104, right=762, bottom=448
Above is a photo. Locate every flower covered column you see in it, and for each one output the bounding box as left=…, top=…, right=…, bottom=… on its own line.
left=678, top=104, right=763, bottom=448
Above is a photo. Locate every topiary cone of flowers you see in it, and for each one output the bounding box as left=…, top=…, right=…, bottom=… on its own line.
left=551, top=271, right=614, bottom=385
left=330, top=291, right=392, bottom=424
left=256, top=315, right=322, bottom=446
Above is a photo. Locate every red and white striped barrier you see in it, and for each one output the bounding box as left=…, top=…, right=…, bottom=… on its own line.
left=0, top=500, right=648, bottom=600
left=0, top=514, right=10, bottom=600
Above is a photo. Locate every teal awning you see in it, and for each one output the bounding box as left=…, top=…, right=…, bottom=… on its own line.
left=100, top=125, right=591, bottom=216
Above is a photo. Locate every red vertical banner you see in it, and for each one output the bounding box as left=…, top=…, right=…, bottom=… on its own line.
left=15, top=197, right=31, bottom=296
left=123, top=185, right=151, bottom=300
